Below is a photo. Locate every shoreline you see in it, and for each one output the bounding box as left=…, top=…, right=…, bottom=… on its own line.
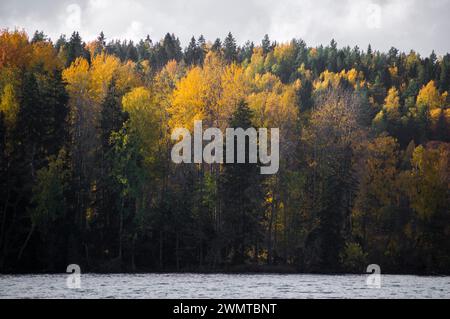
left=2, top=269, right=449, bottom=277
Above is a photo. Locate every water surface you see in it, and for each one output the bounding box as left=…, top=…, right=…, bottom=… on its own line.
left=1, top=273, right=449, bottom=299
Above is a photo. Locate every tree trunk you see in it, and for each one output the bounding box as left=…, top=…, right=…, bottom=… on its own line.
left=118, top=198, right=124, bottom=262
left=0, top=186, right=11, bottom=251
left=159, top=230, right=164, bottom=269
left=175, top=232, right=180, bottom=271
left=131, top=233, right=137, bottom=272
left=267, top=193, right=276, bottom=265
left=17, top=224, right=35, bottom=262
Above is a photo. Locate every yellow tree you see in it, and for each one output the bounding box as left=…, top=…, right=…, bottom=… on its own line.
left=63, top=53, right=130, bottom=134
left=244, top=47, right=265, bottom=79
left=352, top=136, right=401, bottom=261
left=403, top=143, right=449, bottom=220
left=0, top=29, right=32, bottom=69
left=169, top=66, right=205, bottom=130
left=397, top=142, right=450, bottom=271
left=110, top=86, right=165, bottom=263
left=62, top=57, right=96, bottom=231
left=270, top=42, right=297, bottom=81
left=62, top=57, right=90, bottom=97
left=414, top=81, right=448, bottom=135
left=314, top=70, right=340, bottom=91
left=247, top=72, right=299, bottom=130
left=0, top=29, right=60, bottom=73
left=354, top=136, right=400, bottom=219
left=62, top=53, right=137, bottom=231
left=416, top=80, right=447, bottom=111
left=0, top=84, right=19, bottom=132
left=151, top=60, right=183, bottom=138
left=169, top=52, right=225, bottom=130
left=30, top=41, right=61, bottom=73
left=219, top=63, right=250, bottom=125
left=201, top=52, right=225, bottom=127
left=90, top=53, right=121, bottom=103
left=314, top=69, right=364, bottom=91
left=384, top=87, right=401, bottom=121
left=122, top=87, right=164, bottom=166
left=246, top=71, right=300, bottom=263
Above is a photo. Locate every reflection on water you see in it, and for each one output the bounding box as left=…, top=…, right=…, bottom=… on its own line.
left=0, top=273, right=449, bottom=299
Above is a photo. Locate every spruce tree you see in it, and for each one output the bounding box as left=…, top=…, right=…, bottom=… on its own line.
left=65, top=32, right=89, bottom=67
left=197, top=35, right=206, bottom=64
left=262, top=34, right=271, bottom=54
left=223, top=32, right=237, bottom=63
left=220, top=100, right=262, bottom=264
left=211, top=38, right=222, bottom=54
left=185, top=36, right=198, bottom=65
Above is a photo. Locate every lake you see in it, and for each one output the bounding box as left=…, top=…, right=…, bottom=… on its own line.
left=0, top=273, right=449, bottom=299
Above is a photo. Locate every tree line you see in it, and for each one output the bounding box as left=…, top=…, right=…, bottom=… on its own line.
left=0, top=29, right=449, bottom=274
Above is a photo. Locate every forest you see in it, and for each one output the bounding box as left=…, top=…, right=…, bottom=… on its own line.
left=0, top=29, right=448, bottom=274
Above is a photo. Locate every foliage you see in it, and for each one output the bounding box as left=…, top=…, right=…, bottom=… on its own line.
left=0, top=29, right=449, bottom=274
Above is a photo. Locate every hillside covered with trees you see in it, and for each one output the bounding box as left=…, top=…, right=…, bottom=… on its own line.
left=0, top=29, right=449, bottom=274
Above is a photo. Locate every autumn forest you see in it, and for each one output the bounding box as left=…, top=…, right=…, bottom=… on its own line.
left=0, top=30, right=448, bottom=274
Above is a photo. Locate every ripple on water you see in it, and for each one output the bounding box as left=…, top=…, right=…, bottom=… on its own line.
left=0, top=274, right=449, bottom=299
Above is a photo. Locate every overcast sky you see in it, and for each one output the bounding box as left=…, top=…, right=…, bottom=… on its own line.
left=1, top=0, right=449, bottom=55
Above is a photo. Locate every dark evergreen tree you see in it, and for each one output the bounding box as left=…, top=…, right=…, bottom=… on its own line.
left=163, top=33, right=183, bottom=62
left=65, top=32, right=90, bottom=67
left=125, top=41, right=139, bottom=62
left=327, top=39, right=338, bottom=72
left=262, top=34, right=272, bottom=55
left=197, top=35, right=206, bottom=51
left=197, top=35, right=207, bottom=64
left=211, top=38, right=222, bottom=54
left=95, top=31, right=106, bottom=55
left=367, top=44, right=373, bottom=57
left=185, top=36, right=200, bottom=65
left=96, top=80, right=128, bottom=255
left=151, top=33, right=183, bottom=68
left=238, top=41, right=254, bottom=63
left=31, top=31, right=47, bottom=43
left=223, top=32, right=237, bottom=63
left=0, top=112, right=6, bottom=199
left=220, top=100, right=263, bottom=264
left=136, top=36, right=153, bottom=61
left=439, top=54, right=450, bottom=92
left=97, top=32, right=106, bottom=48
